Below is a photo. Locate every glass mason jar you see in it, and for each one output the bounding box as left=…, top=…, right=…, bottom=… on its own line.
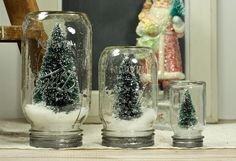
left=21, top=11, right=92, bottom=148
left=99, top=46, right=158, bottom=148
left=169, top=80, right=206, bottom=147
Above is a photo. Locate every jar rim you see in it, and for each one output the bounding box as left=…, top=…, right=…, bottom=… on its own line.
left=104, top=46, right=153, bottom=51
left=170, top=80, right=206, bottom=86
left=25, top=11, right=88, bottom=19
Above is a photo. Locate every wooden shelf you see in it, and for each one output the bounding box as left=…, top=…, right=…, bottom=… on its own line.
left=0, top=120, right=236, bottom=160
left=0, top=149, right=236, bottom=161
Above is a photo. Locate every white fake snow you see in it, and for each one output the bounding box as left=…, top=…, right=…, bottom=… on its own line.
left=104, top=108, right=156, bottom=133
left=172, top=124, right=204, bottom=138
left=25, top=103, right=88, bottom=131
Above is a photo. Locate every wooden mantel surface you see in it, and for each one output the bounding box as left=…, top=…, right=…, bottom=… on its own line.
left=0, top=149, right=235, bottom=161
left=0, top=120, right=236, bottom=160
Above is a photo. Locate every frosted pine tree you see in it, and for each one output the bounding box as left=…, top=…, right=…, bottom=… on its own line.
left=170, top=0, right=185, bottom=18
left=113, top=56, right=142, bottom=120
left=178, top=90, right=197, bottom=128
left=33, top=24, right=80, bottom=113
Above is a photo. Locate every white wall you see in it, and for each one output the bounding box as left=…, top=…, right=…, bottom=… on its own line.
left=0, top=0, right=61, bottom=119
left=188, top=0, right=218, bottom=123
left=218, top=0, right=236, bottom=119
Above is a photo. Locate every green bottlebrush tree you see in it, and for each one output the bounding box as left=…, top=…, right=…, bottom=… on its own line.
left=33, top=24, right=80, bottom=113
left=178, top=90, right=197, bottom=128
left=170, top=0, right=185, bottom=18
left=113, top=56, right=142, bottom=120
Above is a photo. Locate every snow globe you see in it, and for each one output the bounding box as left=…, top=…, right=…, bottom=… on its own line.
left=169, top=80, right=206, bottom=147
left=21, top=11, right=92, bottom=148
left=99, top=46, right=158, bottom=148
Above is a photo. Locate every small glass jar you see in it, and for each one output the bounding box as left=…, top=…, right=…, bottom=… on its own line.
left=21, top=11, right=92, bottom=148
left=169, top=80, right=206, bottom=147
left=99, top=46, right=158, bottom=148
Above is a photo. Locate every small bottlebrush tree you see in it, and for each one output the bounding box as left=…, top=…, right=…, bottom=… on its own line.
left=113, top=56, right=142, bottom=120
left=33, top=24, right=80, bottom=113
left=170, top=0, right=185, bottom=18
left=178, top=90, right=197, bottom=128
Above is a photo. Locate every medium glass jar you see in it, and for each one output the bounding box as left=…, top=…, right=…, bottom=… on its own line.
left=99, top=46, right=158, bottom=148
left=169, top=80, right=206, bottom=147
left=21, top=11, right=92, bottom=148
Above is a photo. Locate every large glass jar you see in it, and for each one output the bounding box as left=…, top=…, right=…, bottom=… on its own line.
left=21, top=11, right=92, bottom=148
left=99, top=46, right=158, bottom=148
left=169, top=80, right=206, bottom=147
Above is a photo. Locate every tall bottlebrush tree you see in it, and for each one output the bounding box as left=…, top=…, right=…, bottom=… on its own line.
left=113, top=56, right=142, bottom=120
left=33, top=24, right=80, bottom=113
left=170, top=0, right=185, bottom=18
left=178, top=90, right=198, bottom=128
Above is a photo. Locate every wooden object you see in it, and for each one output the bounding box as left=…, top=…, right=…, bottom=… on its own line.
left=1, top=0, right=47, bottom=76
left=3, top=0, right=39, bottom=25
left=0, top=26, right=21, bottom=42
left=1, top=0, right=39, bottom=48
left=0, top=149, right=236, bottom=161
left=0, top=120, right=236, bottom=161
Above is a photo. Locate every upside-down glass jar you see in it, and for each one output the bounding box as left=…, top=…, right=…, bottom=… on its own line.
left=99, top=46, right=158, bottom=148
left=169, top=80, right=206, bottom=148
left=21, top=11, right=92, bottom=148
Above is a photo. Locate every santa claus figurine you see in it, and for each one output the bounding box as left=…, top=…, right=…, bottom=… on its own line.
left=136, top=0, right=185, bottom=89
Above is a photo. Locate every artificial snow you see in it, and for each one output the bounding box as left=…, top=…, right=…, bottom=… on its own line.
left=104, top=108, right=156, bottom=137
left=172, top=124, right=204, bottom=138
left=25, top=103, right=88, bottom=131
